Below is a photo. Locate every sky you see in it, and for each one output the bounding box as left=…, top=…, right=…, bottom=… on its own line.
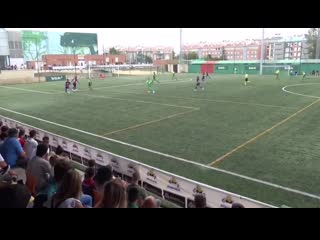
left=5, top=28, right=309, bottom=54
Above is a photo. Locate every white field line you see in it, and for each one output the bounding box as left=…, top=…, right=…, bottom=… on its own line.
left=0, top=106, right=319, bottom=201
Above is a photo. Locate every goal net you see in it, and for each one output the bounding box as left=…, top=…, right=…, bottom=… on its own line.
left=262, top=65, right=292, bottom=76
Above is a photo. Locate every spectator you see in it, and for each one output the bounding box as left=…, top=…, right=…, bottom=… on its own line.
left=42, top=136, right=51, bottom=153
left=141, top=196, right=159, bottom=208
left=35, top=159, right=92, bottom=208
left=88, top=159, right=96, bottom=168
left=92, top=165, right=113, bottom=205
left=55, top=145, right=64, bottom=156
left=0, top=128, right=26, bottom=168
left=82, top=167, right=95, bottom=198
left=95, top=179, right=127, bottom=208
left=232, top=202, right=245, bottom=208
left=34, top=158, right=73, bottom=208
left=0, top=181, right=32, bottom=208
left=194, top=194, right=206, bottom=208
left=94, top=165, right=113, bottom=192
left=127, top=185, right=144, bottom=208
left=49, top=154, right=58, bottom=168
left=127, top=168, right=147, bottom=200
left=49, top=169, right=84, bottom=208
left=0, top=121, right=2, bottom=128
left=0, top=126, right=9, bottom=145
left=0, top=153, right=7, bottom=169
left=88, top=159, right=96, bottom=174
left=24, top=130, right=38, bottom=161
left=26, top=144, right=53, bottom=194
left=18, top=128, right=26, bottom=148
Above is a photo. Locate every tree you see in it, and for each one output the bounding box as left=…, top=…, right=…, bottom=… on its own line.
left=60, top=32, right=98, bottom=55
left=145, top=55, right=153, bottom=63
left=204, top=54, right=213, bottom=61
left=22, top=31, right=48, bottom=61
left=109, top=47, right=121, bottom=55
left=305, top=28, right=320, bottom=59
left=187, top=51, right=198, bottom=60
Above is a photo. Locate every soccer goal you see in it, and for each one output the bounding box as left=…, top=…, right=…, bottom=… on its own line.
left=262, top=65, right=292, bottom=76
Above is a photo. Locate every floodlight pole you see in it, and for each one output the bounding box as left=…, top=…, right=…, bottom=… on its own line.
left=35, top=38, right=40, bottom=83
left=260, top=28, right=265, bottom=75
left=179, top=28, right=182, bottom=64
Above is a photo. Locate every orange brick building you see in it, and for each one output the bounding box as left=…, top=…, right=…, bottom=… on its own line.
left=42, top=54, right=126, bottom=69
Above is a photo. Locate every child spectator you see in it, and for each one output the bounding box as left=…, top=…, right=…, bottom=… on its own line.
left=18, top=128, right=26, bottom=148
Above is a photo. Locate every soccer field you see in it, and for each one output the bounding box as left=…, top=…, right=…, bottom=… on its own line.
left=1, top=73, right=320, bottom=207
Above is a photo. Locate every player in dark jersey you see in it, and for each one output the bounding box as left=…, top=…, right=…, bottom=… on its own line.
left=201, top=73, right=206, bottom=82
left=88, top=79, right=93, bottom=90
left=153, top=72, right=156, bottom=81
left=206, top=72, right=211, bottom=80
left=194, top=76, right=204, bottom=91
left=72, top=76, right=79, bottom=91
left=65, top=79, right=71, bottom=94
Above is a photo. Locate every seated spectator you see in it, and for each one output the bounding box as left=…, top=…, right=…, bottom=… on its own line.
left=127, top=168, right=147, bottom=200
left=49, top=154, right=58, bottom=169
left=18, top=128, right=26, bottom=148
left=42, top=136, right=51, bottom=153
left=95, top=178, right=127, bottom=208
left=232, top=202, right=245, bottom=208
left=92, top=165, right=113, bottom=205
left=0, top=181, right=32, bottom=208
left=82, top=167, right=95, bottom=196
left=26, top=144, right=53, bottom=194
left=94, top=165, right=113, bottom=192
left=88, top=159, right=96, bottom=174
left=88, top=159, right=96, bottom=168
left=194, top=194, right=206, bottom=208
left=34, top=158, right=72, bottom=208
left=35, top=159, right=92, bottom=208
left=24, top=130, right=38, bottom=161
left=0, top=128, right=26, bottom=168
left=127, top=185, right=144, bottom=208
left=0, top=125, right=9, bottom=145
left=141, top=196, right=159, bottom=208
left=55, top=145, right=64, bottom=156
left=49, top=169, right=84, bottom=208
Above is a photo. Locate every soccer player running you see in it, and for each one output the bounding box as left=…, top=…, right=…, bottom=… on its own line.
left=72, top=76, right=79, bottom=91
left=147, top=73, right=160, bottom=94
left=275, top=69, right=280, bottom=80
left=172, top=72, right=178, bottom=81
left=289, top=70, right=294, bottom=80
left=194, top=76, right=204, bottom=91
left=65, top=79, right=71, bottom=94
left=201, top=73, right=206, bottom=82
left=244, top=73, right=249, bottom=86
left=302, top=71, right=307, bottom=80
left=206, top=72, right=211, bottom=80
left=88, top=78, right=93, bottom=90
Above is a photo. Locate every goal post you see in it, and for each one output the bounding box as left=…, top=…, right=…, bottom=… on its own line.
left=261, top=65, right=293, bottom=76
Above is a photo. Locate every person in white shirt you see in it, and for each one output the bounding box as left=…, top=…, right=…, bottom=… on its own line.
left=24, top=130, right=38, bottom=161
left=0, top=153, right=6, bottom=168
